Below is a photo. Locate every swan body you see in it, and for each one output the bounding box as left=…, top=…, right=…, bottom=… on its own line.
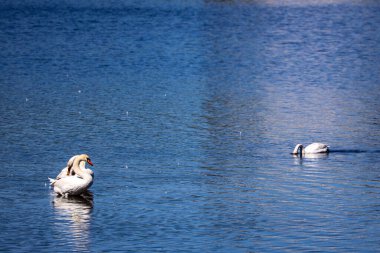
left=292, top=143, right=329, bottom=155
left=51, top=154, right=94, bottom=197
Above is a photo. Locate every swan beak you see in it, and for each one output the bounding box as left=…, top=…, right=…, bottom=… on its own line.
left=87, top=159, right=94, bottom=166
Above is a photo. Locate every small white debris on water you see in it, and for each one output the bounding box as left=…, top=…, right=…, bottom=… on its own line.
left=78, top=90, right=82, bottom=93
left=25, top=98, right=29, bottom=102
left=125, top=164, right=128, bottom=169
left=126, top=111, right=129, bottom=116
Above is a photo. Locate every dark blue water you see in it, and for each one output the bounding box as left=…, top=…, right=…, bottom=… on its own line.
left=1, top=1, right=380, bottom=252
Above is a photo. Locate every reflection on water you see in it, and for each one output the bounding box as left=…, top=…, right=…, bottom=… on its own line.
left=293, top=153, right=329, bottom=159
left=52, top=192, right=93, bottom=252
left=292, top=153, right=329, bottom=168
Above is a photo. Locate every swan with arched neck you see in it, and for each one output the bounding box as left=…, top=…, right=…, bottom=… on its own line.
left=49, top=155, right=93, bottom=185
left=50, top=154, right=94, bottom=197
left=292, top=143, right=329, bottom=155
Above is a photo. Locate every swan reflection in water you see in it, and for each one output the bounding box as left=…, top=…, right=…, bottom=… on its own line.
left=292, top=152, right=329, bottom=167
left=52, top=191, right=93, bottom=251
left=293, top=153, right=330, bottom=159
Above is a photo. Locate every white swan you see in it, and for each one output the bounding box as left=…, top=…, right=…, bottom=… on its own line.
left=292, top=143, right=329, bottom=155
left=49, top=155, right=93, bottom=184
left=51, top=154, right=94, bottom=197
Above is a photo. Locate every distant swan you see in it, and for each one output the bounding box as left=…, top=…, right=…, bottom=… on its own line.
left=50, top=154, right=94, bottom=197
left=292, top=143, right=329, bottom=155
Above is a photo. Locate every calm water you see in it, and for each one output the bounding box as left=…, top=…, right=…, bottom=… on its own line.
left=1, top=1, right=380, bottom=252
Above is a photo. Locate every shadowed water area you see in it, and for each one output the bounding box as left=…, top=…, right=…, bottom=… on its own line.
left=1, top=0, right=380, bottom=252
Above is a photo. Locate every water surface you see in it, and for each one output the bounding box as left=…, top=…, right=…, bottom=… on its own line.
left=1, top=1, right=380, bottom=252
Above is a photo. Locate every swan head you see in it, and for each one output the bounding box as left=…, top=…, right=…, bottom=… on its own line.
left=79, top=154, right=94, bottom=166
left=292, top=144, right=303, bottom=155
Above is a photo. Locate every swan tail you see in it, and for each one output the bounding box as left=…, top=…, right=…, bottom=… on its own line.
left=48, top=177, right=56, bottom=185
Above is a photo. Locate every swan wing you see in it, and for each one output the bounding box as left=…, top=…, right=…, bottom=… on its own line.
left=305, top=143, right=329, bottom=153
left=53, top=176, right=88, bottom=196
left=55, top=167, right=69, bottom=179
left=50, top=167, right=70, bottom=185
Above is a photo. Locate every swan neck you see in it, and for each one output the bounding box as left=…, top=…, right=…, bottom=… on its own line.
left=72, top=159, right=92, bottom=181
left=292, top=144, right=303, bottom=154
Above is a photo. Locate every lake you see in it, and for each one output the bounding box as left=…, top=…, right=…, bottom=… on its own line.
left=1, top=0, right=380, bottom=252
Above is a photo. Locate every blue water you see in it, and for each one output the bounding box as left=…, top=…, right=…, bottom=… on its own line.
left=1, top=1, right=380, bottom=252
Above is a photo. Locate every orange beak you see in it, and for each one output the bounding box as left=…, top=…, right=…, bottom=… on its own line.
left=87, top=159, right=94, bottom=166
